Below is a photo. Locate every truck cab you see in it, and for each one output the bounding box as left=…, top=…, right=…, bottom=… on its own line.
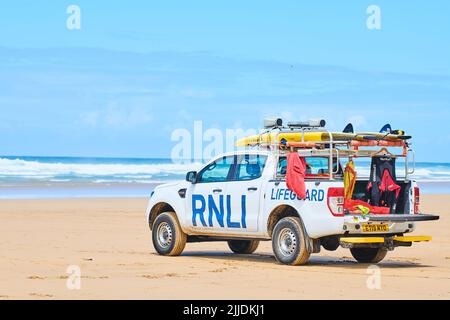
left=147, top=120, right=439, bottom=266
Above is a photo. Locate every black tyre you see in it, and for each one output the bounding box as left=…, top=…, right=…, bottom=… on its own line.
left=272, top=217, right=311, bottom=266
left=350, top=248, right=388, bottom=264
left=152, top=212, right=187, bottom=256
left=228, top=240, right=260, bottom=254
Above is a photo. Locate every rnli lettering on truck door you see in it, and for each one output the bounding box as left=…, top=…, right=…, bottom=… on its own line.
left=191, top=194, right=247, bottom=228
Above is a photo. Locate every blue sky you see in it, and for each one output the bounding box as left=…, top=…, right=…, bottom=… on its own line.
left=0, top=1, right=449, bottom=161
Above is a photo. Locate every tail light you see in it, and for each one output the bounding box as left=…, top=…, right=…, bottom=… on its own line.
left=327, top=188, right=345, bottom=216
left=414, top=187, right=420, bottom=214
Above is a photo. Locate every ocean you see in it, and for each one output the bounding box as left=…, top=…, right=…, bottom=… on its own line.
left=1, top=156, right=449, bottom=198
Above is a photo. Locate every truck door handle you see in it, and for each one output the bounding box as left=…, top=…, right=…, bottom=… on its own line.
left=248, top=187, right=258, bottom=192
left=213, top=189, right=223, bottom=193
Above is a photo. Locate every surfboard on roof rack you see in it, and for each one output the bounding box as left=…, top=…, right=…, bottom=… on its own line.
left=235, top=120, right=411, bottom=148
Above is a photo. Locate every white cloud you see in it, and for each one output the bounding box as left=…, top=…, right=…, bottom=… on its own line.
left=180, top=88, right=215, bottom=99
left=79, top=104, right=153, bottom=128
left=80, top=111, right=100, bottom=127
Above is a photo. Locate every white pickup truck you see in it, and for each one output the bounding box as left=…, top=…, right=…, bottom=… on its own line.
left=147, top=132, right=439, bottom=266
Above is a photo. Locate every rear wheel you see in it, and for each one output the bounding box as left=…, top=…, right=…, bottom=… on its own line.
left=272, top=217, right=311, bottom=266
left=152, top=212, right=187, bottom=256
left=350, top=248, right=388, bottom=264
left=228, top=240, right=260, bottom=254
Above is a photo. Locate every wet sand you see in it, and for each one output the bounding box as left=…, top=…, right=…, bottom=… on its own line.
left=0, top=195, right=448, bottom=300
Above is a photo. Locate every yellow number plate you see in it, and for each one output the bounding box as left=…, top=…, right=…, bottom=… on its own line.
left=362, top=224, right=389, bottom=233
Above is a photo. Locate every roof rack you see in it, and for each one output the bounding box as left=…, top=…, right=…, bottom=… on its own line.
left=256, top=118, right=414, bottom=180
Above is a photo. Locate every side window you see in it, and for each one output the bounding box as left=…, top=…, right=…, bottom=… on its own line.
left=197, top=156, right=235, bottom=183
left=277, top=157, right=287, bottom=176
left=277, top=157, right=341, bottom=177
left=306, top=157, right=330, bottom=175
left=305, top=158, right=342, bottom=175
left=236, top=154, right=267, bottom=181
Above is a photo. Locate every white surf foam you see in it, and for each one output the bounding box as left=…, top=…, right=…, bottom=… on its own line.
left=0, top=158, right=201, bottom=181
left=1, top=157, right=449, bottom=183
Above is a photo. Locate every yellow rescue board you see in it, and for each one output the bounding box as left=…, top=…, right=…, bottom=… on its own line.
left=235, top=131, right=411, bottom=147
left=235, top=132, right=356, bottom=147
left=356, top=132, right=412, bottom=141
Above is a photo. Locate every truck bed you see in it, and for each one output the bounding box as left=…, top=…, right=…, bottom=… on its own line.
left=353, top=180, right=412, bottom=214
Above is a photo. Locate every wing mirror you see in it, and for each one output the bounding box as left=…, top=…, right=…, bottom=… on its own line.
left=186, top=171, right=198, bottom=184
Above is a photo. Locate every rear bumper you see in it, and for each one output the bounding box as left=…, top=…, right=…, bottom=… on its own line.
left=367, top=214, right=439, bottom=222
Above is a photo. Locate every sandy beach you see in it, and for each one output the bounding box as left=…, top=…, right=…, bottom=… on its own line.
left=0, top=195, right=448, bottom=300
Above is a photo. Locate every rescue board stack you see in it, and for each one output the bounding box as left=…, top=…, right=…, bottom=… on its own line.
left=235, top=119, right=411, bottom=148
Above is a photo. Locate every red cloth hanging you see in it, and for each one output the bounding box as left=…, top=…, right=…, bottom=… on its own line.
left=286, top=153, right=307, bottom=200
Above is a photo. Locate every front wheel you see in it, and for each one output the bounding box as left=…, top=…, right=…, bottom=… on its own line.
left=228, top=240, right=260, bottom=254
left=350, top=248, right=388, bottom=264
left=272, top=217, right=311, bottom=266
left=152, top=212, right=187, bottom=256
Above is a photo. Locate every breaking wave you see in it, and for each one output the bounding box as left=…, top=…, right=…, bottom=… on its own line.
left=0, top=156, right=449, bottom=185
left=0, top=157, right=201, bottom=184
